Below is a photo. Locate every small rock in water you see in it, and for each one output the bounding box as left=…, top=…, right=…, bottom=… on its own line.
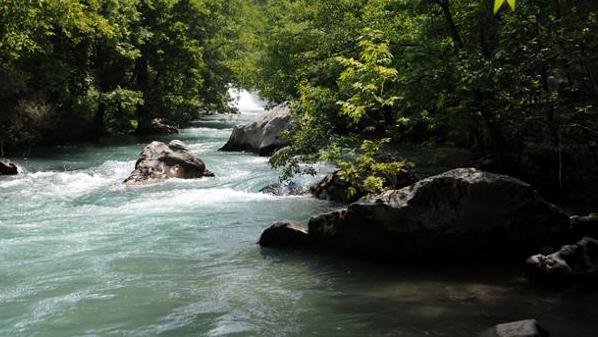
left=259, top=221, right=310, bottom=248
left=259, top=181, right=304, bottom=196
left=135, top=118, right=179, bottom=136
left=479, top=319, right=549, bottom=337
left=0, top=160, right=18, bottom=175
left=526, top=237, right=598, bottom=284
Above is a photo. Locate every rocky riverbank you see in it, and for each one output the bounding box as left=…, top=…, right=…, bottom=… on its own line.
left=261, top=168, right=572, bottom=262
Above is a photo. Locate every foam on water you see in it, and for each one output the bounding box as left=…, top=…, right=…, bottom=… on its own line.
left=1, top=100, right=597, bottom=337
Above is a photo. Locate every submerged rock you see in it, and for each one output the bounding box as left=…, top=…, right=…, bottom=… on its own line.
left=479, top=319, right=549, bottom=337
left=311, top=169, right=416, bottom=203
left=0, top=160, right=18, bottom=175
left=219, top=103, right=293, bottom=156
left=526, top=237, right=598, bottom=283
left=259, top=221, right=310, bottom=248
left=124, top=140, right=214, bottom=185
left=308, top=168, right=569, bottom=262
left=259, top=181, right=304, bottom=196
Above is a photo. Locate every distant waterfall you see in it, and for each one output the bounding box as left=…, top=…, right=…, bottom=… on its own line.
left=228, top=88, right=266, bottom=114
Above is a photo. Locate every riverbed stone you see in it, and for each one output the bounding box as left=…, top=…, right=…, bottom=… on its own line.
left=479, top=319, right=549, bottom=337
left=259, top=221, right=310, bottom=248
left=526, top=237, right=598, bottom=283
left=124, top=140, right=214, bottom=185
left=0, top=160, right=18, bottom=175
left=259, top=181, right=304, bottom=196
left=308, top=168, right=570, bottom=262
left=219, top=103, right=294, bottom=156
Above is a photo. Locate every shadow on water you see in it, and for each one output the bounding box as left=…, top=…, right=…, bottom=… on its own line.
left=259, top=247, right=598, bottom=337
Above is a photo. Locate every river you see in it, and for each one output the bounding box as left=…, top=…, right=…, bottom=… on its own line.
left=1, top=93, right=597, bottom=336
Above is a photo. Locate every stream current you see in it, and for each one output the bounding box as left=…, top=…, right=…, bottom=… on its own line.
left=1, top=92, right=597, bottom=336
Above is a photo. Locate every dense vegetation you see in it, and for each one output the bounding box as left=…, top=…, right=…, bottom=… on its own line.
left=2, top=0, right=597, bottom=197
left=239, top=0, right=598, bottom=195
left=0, top=0, right=243, bottom=151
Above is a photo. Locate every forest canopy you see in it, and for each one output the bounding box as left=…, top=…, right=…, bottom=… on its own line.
left=239, top=0, right=598, bottom=194
left=1, top=0, right=597, bottom=195
left=0, top=0, right=247, bottom=149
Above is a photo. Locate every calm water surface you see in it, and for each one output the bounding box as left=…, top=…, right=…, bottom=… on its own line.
left=1, top=98, right=597, bottom=336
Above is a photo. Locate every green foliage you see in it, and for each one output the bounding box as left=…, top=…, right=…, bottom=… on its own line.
left=0, top=0, right=244, bottom=149
left=251, top=0, right=598, bottom=192
left=494, top=0, right=516, bottom=14
left=102, top=88, right=144, bottom=133
left=336, top=29, right=401, bottom=124
left=332, top=139, right=413, bottom=197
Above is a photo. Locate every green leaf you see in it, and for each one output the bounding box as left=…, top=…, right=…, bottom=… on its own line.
left=494, top=0, right=516, bottom=14
left=494, top=0, right=506, bottom=14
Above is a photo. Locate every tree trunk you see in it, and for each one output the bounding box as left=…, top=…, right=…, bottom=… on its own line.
left=93, top=101, right=107, bottom=139
left=434, top=0, right=463, bottom=49
left=135, top=44, right=150, bottom=132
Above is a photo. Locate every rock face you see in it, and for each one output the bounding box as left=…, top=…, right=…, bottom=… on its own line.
left=526, top=237, right=598, bottom=283
left=259, top=181, right=304, bottom=196
left=259, top=221, right=310, bottom=248
left=124, top=140, right=214, bottom=185
left=220, top=104, right=293, bottom=156
left=0, top=160, right=18, bottom=175
left=308, top=168, right=570, bottom=262
left=311, top=169, right=416, bottom=203
left=479, top=319, right=549, bottom=337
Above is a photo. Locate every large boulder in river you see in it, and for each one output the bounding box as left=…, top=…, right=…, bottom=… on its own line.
left=259, top=221, right=311, bottom=248
left=308, top=168, right=570, bottom=262
left=124, top=140, right=214, bottom=185
left=479, top=319, right=549, bottom=337
left=0, top=160, right=18, bottom=175
left=526, top=237, right=598, bottom=283
left=219, top=103, right=294, bottom=156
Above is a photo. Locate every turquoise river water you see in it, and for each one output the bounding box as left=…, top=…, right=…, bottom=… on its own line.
left=1, top=96, right=597, bottom=336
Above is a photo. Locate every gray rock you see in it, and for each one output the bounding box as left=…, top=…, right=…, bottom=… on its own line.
left=135, top=118, right=179, bottom=136
left=479, top=319, right=549, bottom=337
left=526, top=237, right=598, bottom=283
left=220, top=103, right=294, bottom=156
left=124, top=140, right=214, bottom=185
left=0, top=160, right=18, bottom=175
left=259, top=221, right=310, bottom=248
left=259, top=181, right=304, bottom=196
left=308, top=168, right=570, bottom=262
